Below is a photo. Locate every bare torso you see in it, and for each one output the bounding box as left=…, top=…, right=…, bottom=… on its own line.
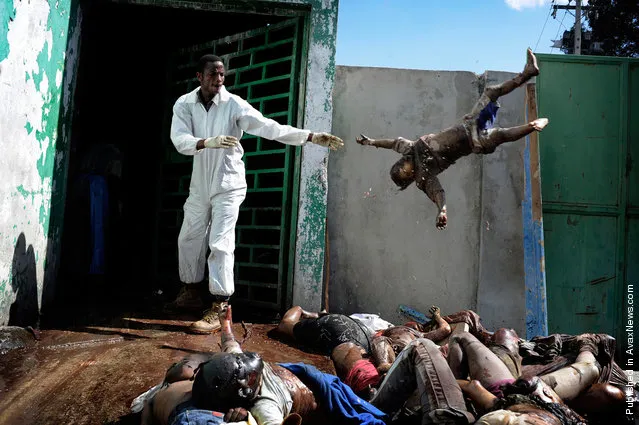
left=148, top=381, right=193, bottom=425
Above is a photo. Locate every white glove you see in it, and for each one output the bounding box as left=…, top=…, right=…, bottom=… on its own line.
left=310, top=132, right=344, bottom=151
left=204, top=135, right=238, bottom=149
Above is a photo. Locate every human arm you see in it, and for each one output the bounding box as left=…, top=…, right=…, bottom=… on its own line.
left=140, top=399, right=155, bottom=425
left=170, top=102, right=202, bottom=155
left=420, top=306, right=452, bottom=343
left=221, top=305, right=243, bottom=354
left=356, top=134, right=414, bottom=155
left=236, top=102, right=342, bottom=149
left=170, top=102, right=238, bottom=153
left=416, top=174, right=447, bottom=229
left=250, top=398, right=286, bottom=425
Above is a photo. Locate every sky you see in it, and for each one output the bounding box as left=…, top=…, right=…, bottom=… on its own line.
left=335, top=0, right=587, bottom=73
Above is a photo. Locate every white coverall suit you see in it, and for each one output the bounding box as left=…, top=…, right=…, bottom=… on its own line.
left=170, top=86, right=309, bottom=297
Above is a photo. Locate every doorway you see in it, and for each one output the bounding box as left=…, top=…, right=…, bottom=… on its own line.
left=55, top=0, right=307, bottom=324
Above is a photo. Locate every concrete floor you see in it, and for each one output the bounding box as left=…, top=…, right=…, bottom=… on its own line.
left=0, top=316, right=334, bottom=425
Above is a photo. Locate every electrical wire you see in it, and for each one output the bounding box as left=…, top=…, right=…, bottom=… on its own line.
left=534, top=3, right=555, bottom=52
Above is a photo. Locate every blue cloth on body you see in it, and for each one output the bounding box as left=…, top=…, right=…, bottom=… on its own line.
left=279, top=362, right=387, bottom=425
left=477, top=101, right=500, bottom=130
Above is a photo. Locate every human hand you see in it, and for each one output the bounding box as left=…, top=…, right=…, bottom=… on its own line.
left=428, top=306, right=441, bottom=319
left=204, top=135, right=239, bottom=149
left=436, top=211, right=447, bottom=230
left=355, top=134, right=372, bottom=145
left=224, top=407, right=248, bottom=422
left=311, top=132, right=344, bottom=150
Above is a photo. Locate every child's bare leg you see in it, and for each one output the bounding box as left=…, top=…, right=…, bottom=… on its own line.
left=540, top=350, right=600, bottom=401
left=466, top=48, right=539, bottom=120
left=478, top=118, right=548, bottom=152
left=356, top=134, right=415, bottom=154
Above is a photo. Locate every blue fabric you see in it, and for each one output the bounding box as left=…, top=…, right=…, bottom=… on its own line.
left=477, top=101, right=500, bottom=130
left=88, top=174, right=108, bottom=275
left=279, top=362, right=387, bottom=425
left=168, top=400, right=226, bottom=425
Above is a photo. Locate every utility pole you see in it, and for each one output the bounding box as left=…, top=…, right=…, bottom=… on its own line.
left=574, top=0, right=581, bottom=55
left=552, top=0, right=591, bottom=55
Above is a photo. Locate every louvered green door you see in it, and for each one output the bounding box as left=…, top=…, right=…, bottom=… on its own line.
left=156, top=18, right=305, bottom=312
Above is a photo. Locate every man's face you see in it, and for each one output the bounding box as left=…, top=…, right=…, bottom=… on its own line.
left=197, top=61, right=225, bottom=98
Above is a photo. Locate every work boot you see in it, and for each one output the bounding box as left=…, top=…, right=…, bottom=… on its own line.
left=165, top=284, right=207, bottom=312
left=189, top=301, right=228, bottom=334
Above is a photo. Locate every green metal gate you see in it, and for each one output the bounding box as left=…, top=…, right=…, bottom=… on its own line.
left=537, top=55, right=638, bottom=356
left=156, top=18, right=306, bottom=312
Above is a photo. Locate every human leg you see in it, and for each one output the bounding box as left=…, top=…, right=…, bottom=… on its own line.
left=277, top=306, right=323, bottom=339
left=169, top=195, right=212, bottom=312
left=447, top=332, right=514, bottom=388
left=371, top=338, right=474, bottom=425
left=189, top=188, right=246, bottom=334
left=475, top=118, right=549, bottom=153
left=539, top=350, right=600, bottom=402
left=467, top=48, right=539, bottom=120
left=177, top=194, right=211, bottom=284
left=207, top=188, right=246, bottom=297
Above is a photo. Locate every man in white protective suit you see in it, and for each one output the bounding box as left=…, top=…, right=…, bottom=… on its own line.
left=170, top=54, right=343, bottom=334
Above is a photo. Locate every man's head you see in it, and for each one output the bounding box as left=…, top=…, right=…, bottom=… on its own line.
left=192, top=352, right=264, bottom=411
left=197, top=54, right=225, bottom=100
left=390, top=157, right=415, bottom=190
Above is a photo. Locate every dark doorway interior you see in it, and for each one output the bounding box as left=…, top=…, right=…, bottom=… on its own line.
left=53, top=0, right=288, bottom=326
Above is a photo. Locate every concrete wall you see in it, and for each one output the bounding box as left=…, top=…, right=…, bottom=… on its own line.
left=0, top=0, right=81, bottom=326
left=328, top=66, right=527, bottom=334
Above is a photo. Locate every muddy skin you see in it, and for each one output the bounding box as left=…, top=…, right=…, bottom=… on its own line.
left=220, top=306, right=324, bottom=424
left=372, top=306, right=451, bottom=373
left=356, top=48, right=548, bottom=229
left=270, top=364, right=319, bottom=417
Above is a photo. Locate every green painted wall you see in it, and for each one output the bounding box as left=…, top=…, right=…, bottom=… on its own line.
left=0, top=0, right=81, bottom=325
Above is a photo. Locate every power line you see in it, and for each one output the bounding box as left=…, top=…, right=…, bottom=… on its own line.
left=534, top=4, right=554, bottom=52
left=550, top=10, right=568, bottom=53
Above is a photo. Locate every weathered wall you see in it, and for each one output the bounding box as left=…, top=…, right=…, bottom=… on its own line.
left=0, top=0, right=81, bottom=326
left=289, top=0, right=339, bottom=310
left=476, top=71, right=526, bottom=334
left=328, top=66, right=526, bottom=334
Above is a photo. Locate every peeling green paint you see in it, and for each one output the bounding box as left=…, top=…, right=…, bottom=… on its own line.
left=25, top=121, right=34, bottom=134
left=31, top=0, right=74, bottom=234
left=0, top=0, right=16, bottom=62
left=16, top=185, right=29, bottom=198
left=295, top=168, right=326, bottom=289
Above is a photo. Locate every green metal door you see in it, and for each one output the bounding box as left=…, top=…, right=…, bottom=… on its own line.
left=156, top=18, right=306, bottom=312
left=537, top=55, right=638, bottom=355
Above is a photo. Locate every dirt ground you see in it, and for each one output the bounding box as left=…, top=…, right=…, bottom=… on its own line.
left=0, top=312, right=334, bottom=425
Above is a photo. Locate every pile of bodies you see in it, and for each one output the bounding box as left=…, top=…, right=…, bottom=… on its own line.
left=133, top=306, right=637, bottom=425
